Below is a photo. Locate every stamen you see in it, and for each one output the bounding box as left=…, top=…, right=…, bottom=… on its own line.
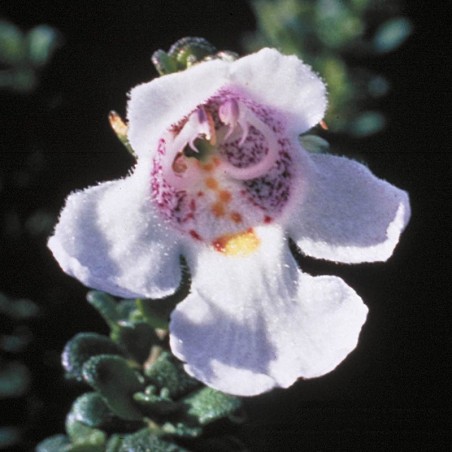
left=218, top=102, right=280, bottom=181
left=162, top=107, right=215, bottom=189
left=219, top=99, right=239, bottom=141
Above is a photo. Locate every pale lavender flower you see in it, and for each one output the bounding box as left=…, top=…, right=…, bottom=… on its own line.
left=48, top=49, right=410, bottom=396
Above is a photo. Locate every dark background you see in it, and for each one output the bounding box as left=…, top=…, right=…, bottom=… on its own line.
left=0, top=1, right=450, bottom=450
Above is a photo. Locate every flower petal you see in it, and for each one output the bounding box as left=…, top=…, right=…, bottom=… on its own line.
left=127, top=59, right=229, bottom=157
left=48, top=161, right=183, bottom=298
left=230, top=48, right=327, bottom=134
left=127, top=49, right=327, bottom=158
left=170, top=226, right=367, bottom=396
left=288, top=153, right=411, bottom=263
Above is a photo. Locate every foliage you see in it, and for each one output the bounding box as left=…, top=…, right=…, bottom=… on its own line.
left=0, top=18, right=61, bottom=93
left=36, top=291, right=245, bottom=451
left=245, top=0, right=412, bottom=136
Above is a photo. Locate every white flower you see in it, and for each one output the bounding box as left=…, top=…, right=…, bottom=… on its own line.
left=48, top=49, right=410, bottom=396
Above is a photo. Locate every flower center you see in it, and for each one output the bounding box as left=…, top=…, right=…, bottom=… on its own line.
left=151, top=89, right=294, bottom=253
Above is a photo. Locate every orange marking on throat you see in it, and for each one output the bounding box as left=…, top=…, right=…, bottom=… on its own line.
left=201, top=162, right=214, bottom=172
left=211, top=202, right=225, bottom=217
left=219, top=190, right=232, bottom=203
left=230, top=212, right=242, bottom=223
left=205, top=177, right=218, bottom=190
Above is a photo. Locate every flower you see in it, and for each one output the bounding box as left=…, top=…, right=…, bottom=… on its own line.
left=48, top=48, right=410, bottom=396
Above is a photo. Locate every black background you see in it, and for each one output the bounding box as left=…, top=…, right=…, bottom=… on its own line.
left=0, top=1, right=450, bottom=450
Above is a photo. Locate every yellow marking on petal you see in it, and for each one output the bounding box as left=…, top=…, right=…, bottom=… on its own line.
left=212, top=229, right=260, bottom=256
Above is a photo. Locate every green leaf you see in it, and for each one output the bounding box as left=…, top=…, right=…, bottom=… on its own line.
left=0, top=360, right=30, bottom=398
left=69, top=392, right=116, bottom=429
left=0, top=293, right=39, bottom=320
left=86, top=291, right=121, bottom=327
left=183, top=387, right=242, bottom=425
left=67, top=446, right=105, bottom=452
left=348, top=111, right=386, bottom=137
left=0, top=20, right=25, bottom=65
left=144, top=351, right=199, bottom=399
left=111, top=322, right=158, bottom=363
left=66, top=411, right=106, bottom=447
left=36, top=434, right=70, bottom=452
left=373, top=17, right=413, bottom=54
left=300, top=134, right=330, bottom=154
left=26, top=24, right=60, bottom=67
left=62, top=333, right=123, bottom=382
left=106, top=428, right=188, bottom=452
left=82, top=355, right=144, bottom=421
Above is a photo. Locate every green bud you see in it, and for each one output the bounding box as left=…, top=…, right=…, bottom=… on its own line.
left=168, top=37, right=217, bottom=68
left=152, top=37, right=224, bottom=75
left=151, top=49, right=179, bottom=76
